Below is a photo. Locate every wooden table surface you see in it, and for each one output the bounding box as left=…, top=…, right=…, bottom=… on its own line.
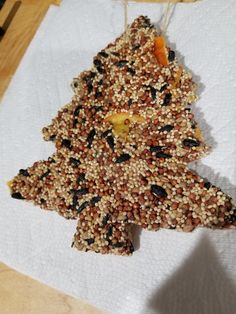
left=0, top=262, right=104, bottom=314
left=0, top=0, right=61, bottom=99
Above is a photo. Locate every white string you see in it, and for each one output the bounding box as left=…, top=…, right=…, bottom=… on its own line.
left=161, top=1, right=174, bottom=36
left=122, top=1, right=175, bottom=35
left=124, top=0, right=128, bottom=31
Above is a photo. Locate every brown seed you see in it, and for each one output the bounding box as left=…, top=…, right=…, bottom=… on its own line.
left=183, top=225, right=195, bottom=232
left=115, top=193, right=122, bottom=201
left=171, top=202, right=179, bottom=210
left=138, top=195, right=145, bottom=203
left=152, top=223, right=159, bottom=230
left=176, top=187, right=183, bottom=194
left=193, top=217, right=201, bottom=226
left=189, top=193, right=196, bottom=201
left=186, top=218, right=193, bottom=225
left=182, top=204, right=189, bottom=210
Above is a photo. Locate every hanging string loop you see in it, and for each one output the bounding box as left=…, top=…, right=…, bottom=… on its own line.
left=122, top=1, right=175, bottom=36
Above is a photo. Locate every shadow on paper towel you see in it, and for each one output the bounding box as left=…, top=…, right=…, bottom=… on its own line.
left=132, top=224, right=142, bottom=251
left=147, top=235, right=236, bottom=314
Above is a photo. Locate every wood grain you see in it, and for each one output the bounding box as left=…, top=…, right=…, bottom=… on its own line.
left=0, top=0, right=61, bottom=99
left=0, top=262, right=104, bottom=314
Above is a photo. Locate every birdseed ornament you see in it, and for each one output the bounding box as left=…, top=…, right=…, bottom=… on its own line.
left=8, top=6, right=235, bottom=255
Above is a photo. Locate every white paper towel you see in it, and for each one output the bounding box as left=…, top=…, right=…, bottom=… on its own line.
left=0, top=1, right=236, bottom=313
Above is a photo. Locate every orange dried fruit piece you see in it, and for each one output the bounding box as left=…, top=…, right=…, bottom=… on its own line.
left=105, top=112, right=145, bottom=138
left=154, top=36, right=169, bottom=66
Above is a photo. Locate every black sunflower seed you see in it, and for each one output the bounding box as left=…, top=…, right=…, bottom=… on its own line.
left=98, top=51, right=109, bottom=58
left=19, top=169, right=29, bottom=177
left=168, top=50, right=175, bottom=62
left=77, top=173, right=86, bottom=184
left=127, top=67, right=136, bottom=75
left=97, top=66, right=104, bottom=74
left=116, top=153, right=131, bottom=163
left=40, top=170, right=50, bottom=179
left=77, top=201, right=90, bottom=213
left=130, top=243, right=135, bottom=253
left=101, top=130, right=111, bottom=138
left=160, top=84, right=168, bottom=92
left=87, top=83, right=93, bottom=93
left=106, top=226, right=113, bottom=239
left=73, top=119, right=78, bottom=128
left=69, top=157, right=81, bottom=166
left=132, top=44, right=140, bottom=50
left=111, top=52, right=120, bottom=57
left=48, top=157, right=56, bottom=163
left=142, top=16, right=151, bottom=27
left=115, top=60, right=128, bottom=68
left=73, top=81, right=78, bottom=88
left=183, top=138, right=200, bottom=147
left=93, top=59, right=102, bottom=67
left=204, top=182, right=212, bottom=189
left=94, top=105, right=103, bottom=113
left=162, top=93, right=172, bottom=106
left=150, top=86, right=157, bottom=100
left=70, top=189, right=77, bottom=194
left=156, top=152, right=172, bottom=159
left=90, top=196, right=101, bottom=205
left=159, top=125, right=174, bottom=132
left=49, top=135, right=56, bottom=141
left=132, top=144, right=138, bottom=149
left=73, top=105, right=82, bottom=117
left=113, top=242, right=125, bottom=248
left=72, top=195, right=78, bottom=208
left=102, top=214, right=110, bottom=226
left=106, top=135, right=115, bottom=150
left=85, top=238, right=95, bottom=245
left=75, top=188, right=89, bottom=197
left=151, top=185, right=167, bottom=198
left=95, top=90, right=103, bottom=99
left=150, top=145, right=165, bottom=153
left=11, top=192, right=25, bottom=200
left=62, top=139, right=72, bottom=149
left=87, top=129, right=96, bottom=148
left=226, top=210, right=236, bottom=223
left=40, top=198, right=46, bottom=204
left=128, top=99, right=133, bottom=106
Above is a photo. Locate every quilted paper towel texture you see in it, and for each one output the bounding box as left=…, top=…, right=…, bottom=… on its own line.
left=0, top=1, right=236, bottom=313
